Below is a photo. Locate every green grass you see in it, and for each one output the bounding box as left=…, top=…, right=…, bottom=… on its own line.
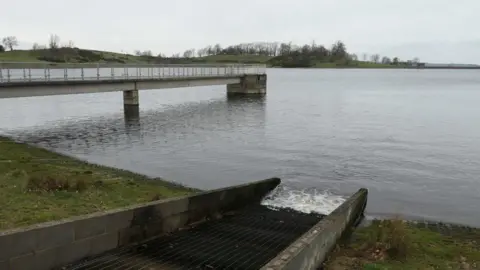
left=0, top=136, right=195, bottom=231
left=0, top=50, right=46, bottom=62
left=0, top=49, right=407, bottom=69
left=0, top=50, right=272, bottom=65
left=199, top=54, right=272, bottom=64
left=324, top=219, right=480, bottom=270
left=313, top=61, right=407, bottom=69
left=350, top=61, right=407, bottom=69
left=0, top=49, right=152, bottom=64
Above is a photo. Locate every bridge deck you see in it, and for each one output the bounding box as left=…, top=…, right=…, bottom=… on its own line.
left=64, top=205, right=324, bottom=270
left=0, top=63, right=266, bottom=85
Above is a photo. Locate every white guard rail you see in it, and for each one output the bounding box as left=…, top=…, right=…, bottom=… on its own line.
left=0, top=63, right=267, bottom=83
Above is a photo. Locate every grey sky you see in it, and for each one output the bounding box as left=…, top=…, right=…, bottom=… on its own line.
left=2, top=0, right=480, bottom=63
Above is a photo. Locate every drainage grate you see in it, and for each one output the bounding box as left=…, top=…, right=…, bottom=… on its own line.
left=66, top=205, right=324, bottom=270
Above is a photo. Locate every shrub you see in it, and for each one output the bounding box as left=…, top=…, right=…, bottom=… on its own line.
left=364, top=219, right=409, bottom=261
left=26, top=173, right=88, bottom=192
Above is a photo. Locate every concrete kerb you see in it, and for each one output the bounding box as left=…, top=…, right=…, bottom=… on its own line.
left=261, top=188, right=368, bottom=270
left=0, top=177, right=281, bottom=270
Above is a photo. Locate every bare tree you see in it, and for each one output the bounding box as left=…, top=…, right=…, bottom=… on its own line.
left=183, top=49, right=195, bottom=58
left=32, top=43, right=47, bottom=50
left=142, top=50, right=152, bottom=56
left=370, top=54, right=380, bottom=63
left=392, top=57, right=400, bottom=65
left=49, top=34, right=60, bottom=49
left=213, top=44, right=222, bottom=55
left=330, top=40, right=347, bottom=60
left=2, top=36, right=18, bottom=51
left=271, top=42, right=279, bottom=56
left=381, top=56, right=391, bottom=64
left=67, top=40, right=75, bottom=48
left=362, top=53, right=368, bottom=62
left=350, top=53, right=358, bottom=61
left=196, top=48, right=205, bottom=57
left=32, top=43, right=40, bottom=50
left=134, top=50, right=142, bottom=56
left=412, top=57, right=420, bottom=63
left=279, top=42, right=292, bottom=55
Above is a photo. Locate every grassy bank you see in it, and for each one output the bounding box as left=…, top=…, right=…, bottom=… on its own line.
left=0, top=49, right=404, bottom=68
left=0, top=48, right=152, bottom=64
left=0, top=49, right=270, bottom=64
left=314, top=61, right=405, bottom=69
left=0, top=136, right=194, bottom=231
left=324, top=219, right=480, bottom=269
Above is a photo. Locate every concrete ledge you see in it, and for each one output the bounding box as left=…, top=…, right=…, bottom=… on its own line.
left=0, top=75, right=242, bottom=88
left=0, top=76, right=242, bottom=99
left=0, top=177, right=280, bottom=270
left=261, top=188, right=368, bottom=270
left=227, top=74, right=267, bottom=96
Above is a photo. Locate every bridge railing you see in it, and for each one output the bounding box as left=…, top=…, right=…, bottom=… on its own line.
left=0, top=63, right=267, bottom=84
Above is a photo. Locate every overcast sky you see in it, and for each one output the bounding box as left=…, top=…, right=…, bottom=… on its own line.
left=2, top=0, right=480, bottom=64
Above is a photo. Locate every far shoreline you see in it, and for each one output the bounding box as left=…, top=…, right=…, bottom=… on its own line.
left=2, top=48, right=479, bottom=70
left=269, top=65, right=480, bottom=70
left=3, top=59, right=480, bottom=70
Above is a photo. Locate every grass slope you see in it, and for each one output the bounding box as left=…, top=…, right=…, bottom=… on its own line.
left=0, top=136, right=194, bottom=231
left=324, top=219, right=480, bottom=270
left=0, top=48, right=153, bottom=63
left=0, top=49, right=402, bottom=68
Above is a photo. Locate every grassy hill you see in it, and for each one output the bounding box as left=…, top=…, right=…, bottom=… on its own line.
left=0, top=48, right=155, bottom=63
left=0, top=48, right=404, bottom=68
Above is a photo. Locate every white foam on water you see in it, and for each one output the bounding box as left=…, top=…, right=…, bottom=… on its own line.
left=261, top=184, right=346, bottom=215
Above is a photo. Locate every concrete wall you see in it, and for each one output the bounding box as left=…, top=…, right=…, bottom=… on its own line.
left=0, top=77, right=241, bottom=99
left=0, top=177, right=280, bottom=270
left=261, top=188, right=368, bottom=270
left=227, top=74, right=267, bottom=96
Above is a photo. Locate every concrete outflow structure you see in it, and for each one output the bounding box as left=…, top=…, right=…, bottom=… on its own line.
left=0, top=178, right=367, bottom=270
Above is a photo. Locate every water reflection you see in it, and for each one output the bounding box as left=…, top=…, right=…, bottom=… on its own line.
left=124, top=105, right=141, bottom=137
left=13, top=95, right=267, bottom=157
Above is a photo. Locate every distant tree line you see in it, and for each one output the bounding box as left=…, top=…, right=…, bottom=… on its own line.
left=0, top=35, right=420, bottom=66
left=150, top=41, right=350, bottom=67
left=153, top=41, right=420, bottom=67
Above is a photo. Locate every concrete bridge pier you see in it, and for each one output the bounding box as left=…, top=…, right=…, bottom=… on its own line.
left=227, top=74, right=267, bottom=96
left=123, top=88, right=139, bottom=119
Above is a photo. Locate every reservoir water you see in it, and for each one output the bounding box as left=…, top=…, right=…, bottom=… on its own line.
left=1, top=68, right=479, bottom=226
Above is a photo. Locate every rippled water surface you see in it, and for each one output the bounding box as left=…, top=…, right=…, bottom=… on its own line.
left=1, top=69, right=480, bottom=226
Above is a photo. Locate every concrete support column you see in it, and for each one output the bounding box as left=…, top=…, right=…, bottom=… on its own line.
left=123, top=88, right=139, bottom=122
left=227, top=74, right=267, bottom=96
left=123, top=89, right=139, bottom=106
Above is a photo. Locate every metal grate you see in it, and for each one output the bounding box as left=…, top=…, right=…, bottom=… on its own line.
left=66, top=205, right=324, bottom=270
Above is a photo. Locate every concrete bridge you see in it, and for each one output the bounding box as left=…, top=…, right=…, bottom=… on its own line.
left=0, top=62, right=267, bottom=115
